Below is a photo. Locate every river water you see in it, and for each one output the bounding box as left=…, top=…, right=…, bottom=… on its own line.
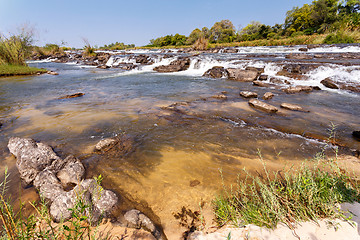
left=0, top=44, right=359, bottom=238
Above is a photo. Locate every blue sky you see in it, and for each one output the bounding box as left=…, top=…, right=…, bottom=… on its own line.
left=0, top=0, right=312, bottom=47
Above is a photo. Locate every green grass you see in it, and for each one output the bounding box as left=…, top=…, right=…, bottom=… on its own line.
left=213, top=154, right=360, bottom=229
left=0, top=64, right=46, bottom=77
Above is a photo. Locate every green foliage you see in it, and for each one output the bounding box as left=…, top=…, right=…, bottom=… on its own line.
left=209, top=20, right=236, bottom=43
left=100, top=42, right=135, bottom=50
left=192, top=37, right=209, bottom=51
left=213, top=155, right=360, bottom=228
left=323, top=31, right=355, bottom=43
left=149, top=33, right=187, bottom=47
left=0, top=26, right=34, bottom=66
left=0, top=64, right=46, bottom=77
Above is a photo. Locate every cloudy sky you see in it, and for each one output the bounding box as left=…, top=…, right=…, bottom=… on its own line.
left=0, top=0, right=312, bottom=47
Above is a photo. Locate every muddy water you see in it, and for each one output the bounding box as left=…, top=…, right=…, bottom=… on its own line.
left=0, top=50, right=359, bottom=238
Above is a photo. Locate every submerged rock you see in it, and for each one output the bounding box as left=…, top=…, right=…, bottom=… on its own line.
left=248, top=99, right=278, bottom=113
left=95, top=135, right=136, bottom=156
left=153, top=57, right=190, bottom=72
left=8, top=137, right=63, bottom=186
left=124, top=209, right=157, bottom=235
left=203, top=66, right=227, bottom=78
left=210, top=94, right=227, bottom=100
left=47, top=71, right=59, bottom=75
left=280, top=103, right=308, bottom=112
left=58, top=92, right=85, bottom=99
left=283, top=86, right=313, bottom=94
left=240, top=91, right=258, bottom=98
left=263, top=92, right=274, bottom=100
left=285, top=53, right=314, bottom=60
left=321, top=78, right=339, bottom=89
left=227, top=68, right=258, bottom=82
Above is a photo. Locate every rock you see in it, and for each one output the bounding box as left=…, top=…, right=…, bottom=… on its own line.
left=96, top=65, right=110, bottom=69
left=283, top=86, right=313, bottom=94
left=210, top=94, right=227, bottom=100
left=203, top=66, right=227, bottom=78
left=95, top=135, right=135, bottom=156
left=240, top=91, right=258, bottom=98
left=50, top=190, right=91, bottom=222
left=124, top=209, right=156, bottom=233
left=58, top=93, right=85, bottom=99
left=280, top=103, right=308, bottom=112
left=258, top=74, right=268, bottom=80
left=253, top=81, right=275, bottom=88
left=57, top=155, right=85, bottom=186
left=353, top=131, right=360, bottom=140
left=227, top=68, right=258, bottom=82
left=321, top=78, right=339, bottom=89
left=222, top=48, right=238, bottom=53
left=190, top=180, right=200, bottom=187
left=34, top=170, right=65, bottom=202
left=153, top=57, right=190, bottom=72
left=245, top=66, right=264, bottom=74
left=285, top=53, right=313, bottom=59
left=263, top=92, right=274, bottom=100
left=8, top=137, right=63, bottom=186
left=299, top=47, right=308, bottom=52
left=47, top=71, right=59, bottom=75
left=248, top=99, right=278, bottom=113
left=96, top=52, right=111, bottom=65
left=135, top=55, right=153, bottom=65
left=270, top=78, right=284, bottom=84
left=312, top=86, right=322, bottom=90
left=92, top=189, right=118, bottom=214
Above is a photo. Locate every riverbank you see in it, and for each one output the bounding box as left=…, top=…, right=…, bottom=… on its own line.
left=0, top=64, right=47, bottom=77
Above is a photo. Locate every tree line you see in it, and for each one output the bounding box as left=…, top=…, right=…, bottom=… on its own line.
left=147, top=0, right=360, bottom=47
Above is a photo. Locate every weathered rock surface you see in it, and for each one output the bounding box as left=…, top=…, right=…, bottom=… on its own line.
left=203, top=66, right=227, bottom=78
left=321, top=78, right=339, bottom=89
left=283, top=86, right=313, bottom=94
left=210, top=94, right=227, bottom=100
left=227, top=68, right=258, bottom=82
left=8, top=137, right=63, bottom=186
left=124, top=209, right=158, bottom=236
left=58, top=92, right=85, bottom=99
left=280, top=103, right=308, bottom=112
left=135, top=55, right=153, bottom=65
left=285, top=53, right=314, bottom=59
left=263, top=92, right=274, bottom=100
left=248, top=99, right=278, bottom=113
left=240, top=91, right=258, bottom=98
left=34, top=170, right=65, bottom=201
left=57, top=155, right=85, bottom=186
left=95, top=135, right=135, bottom=156
left=153, top=57, right=190, bottom=72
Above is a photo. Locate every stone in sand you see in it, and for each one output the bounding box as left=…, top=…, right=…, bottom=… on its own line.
left=248, top=99, right=278, bottom=113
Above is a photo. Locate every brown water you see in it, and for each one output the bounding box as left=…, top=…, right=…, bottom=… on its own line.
left=0, top=54, right=359, bottom=238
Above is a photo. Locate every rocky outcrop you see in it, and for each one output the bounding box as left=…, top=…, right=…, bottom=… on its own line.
left=135, top=55, right=153, bottom=65
left=153, top=57, right=190, bottom=72
left=8, top=137, right=63, bottom=186
left=285, top=53, right=314, bottom=60
left=8, top=137, right=118, bottom=224
left=321, top=78, right=339, bottom=89
left=227, top=68, right=258, bottom=82
left=58, top=93, right=85, bottom=99
left=283, top=86, right=313, bottom=94
left=248, top=99, right=278, bottom=113
left=203, top=66, right=227, bottom=78
left=280, top=103, right=308, bottom=112
left=263, top=92, right=274, bottom=100
left=276, top=64, right=318, bottom=80
left=240, top=91, right=258, bottom=98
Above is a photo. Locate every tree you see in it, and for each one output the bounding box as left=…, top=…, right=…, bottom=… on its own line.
left=186, top=28, right=202, bottom=45
left=209, top=20, right=236, bottom=43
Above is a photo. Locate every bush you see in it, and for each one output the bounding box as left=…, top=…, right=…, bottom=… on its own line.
left=0, top=27, right=34, bottom=66
left=323, top=31, right=355, bottom=44
left=213, top=154, right=360, bottom=228
left=192, top=37, right=209, bottom=51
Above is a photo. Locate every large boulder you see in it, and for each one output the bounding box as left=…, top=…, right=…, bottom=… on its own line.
left=57, top=155, right=85, bottom=186
left=248, top=99, right=278, bottom=113
left=203, top=66, right=227, bottom=78
left=282, top=86, right=313, bottom=94
left=153, top=57, right=190, bottom=72
left=8, top=137, right=63, bottom=186
left=227, top=68, right=258, bottom=82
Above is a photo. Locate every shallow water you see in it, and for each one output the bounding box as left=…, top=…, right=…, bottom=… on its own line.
left=1, top=45, right=360, bottom=237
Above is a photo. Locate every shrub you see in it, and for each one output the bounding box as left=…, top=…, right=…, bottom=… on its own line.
left=323, top=31, right=355, bottom=44
left=192, top=37, right=209, bottom=51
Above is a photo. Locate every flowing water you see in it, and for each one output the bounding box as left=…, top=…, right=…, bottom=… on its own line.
left=1, top=44, right=360, bottom=238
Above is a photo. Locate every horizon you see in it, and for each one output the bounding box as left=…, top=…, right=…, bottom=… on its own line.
left=0, top=0, right=312, bottom=48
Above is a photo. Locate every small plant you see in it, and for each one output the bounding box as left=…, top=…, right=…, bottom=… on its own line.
left=82, top=38, right=96, bottom=57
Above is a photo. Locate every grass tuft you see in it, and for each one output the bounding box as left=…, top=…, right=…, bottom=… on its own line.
left=213, top=156, right=360, bottom=229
